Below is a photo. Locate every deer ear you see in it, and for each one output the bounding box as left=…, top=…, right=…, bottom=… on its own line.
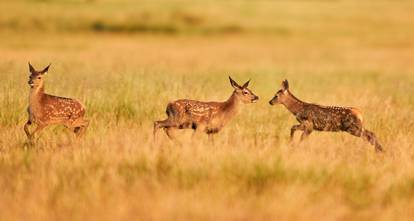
left=28, top=62, right=35, bottom=73
left=40, top=63, right=51, bottom=75
left=242, top=79, right=250, bottom=88
left=282, top=79, right=289, bottom=90
left=229, top=76, right=241, bottom=89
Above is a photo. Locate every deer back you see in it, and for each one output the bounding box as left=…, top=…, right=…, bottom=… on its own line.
left=168, top=99, right=224, bottom=125
left=299, top=104, right=363, bottom=131
left=30, top=92, right=85, bottom=124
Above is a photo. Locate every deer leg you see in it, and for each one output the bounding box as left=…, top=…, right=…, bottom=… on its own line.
left=362, top=129, right=383, bottom=152
left=299, top=121, right=313, bottom=141
left=346, top=125, right=363, bottom=138
left=73, top=127, right=81, bottom=134
left=154, top=120, right=167, bottom=139
left=154, top=119, right=180, bottom=140
left=164, top=127, right=176, bottom=139
left=66, top=119, right=89, bottom=138
left=290, top=124, right=305, bottom=141
left=191, top=123, right=198, bottom=138
left=28, top=124, right=46, bottom=143
left=208, top=134, right=215, bottom=145
left=347, top=126, right=383, bottom=152
left=154, top=120, right=171, bottom=136
left=191, top=124, right=207, bottom=140
left=24, top=120, right=32, bottom=138
left=74, top=119, right=89, bottom=138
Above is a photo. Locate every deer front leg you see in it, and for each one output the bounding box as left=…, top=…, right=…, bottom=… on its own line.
left=27, top=124, right=46, bottom=143
left=290, top=124, right=305, bottom=141
left=191, top=123, right=206, bottom=139
left=153, top=120, right=163, bottom=137
left=299, top=121, right=313, bottom=141
left=24, top=120, right=32, bottom=138
left=164, top=128, right=175, bottom=139
left=154, top=119, right=178, bottom=140
left=24, top=108, right=32, bottom=138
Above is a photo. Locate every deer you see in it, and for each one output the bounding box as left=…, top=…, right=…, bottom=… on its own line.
left=153, top=76, right=259, bottom=141
left=24, top=63, right=89, bottom=143
left=269, top=80, right=383, bottom=152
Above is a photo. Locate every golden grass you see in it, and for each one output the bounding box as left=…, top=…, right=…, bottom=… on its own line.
left=1, top=1, right=414, bottom=220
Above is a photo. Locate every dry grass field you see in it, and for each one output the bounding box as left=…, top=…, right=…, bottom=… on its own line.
left=1, top=0, right=414, bottom=220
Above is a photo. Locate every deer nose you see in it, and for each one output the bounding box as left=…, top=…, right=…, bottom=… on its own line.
left=269, top=100, right=273, bottom=105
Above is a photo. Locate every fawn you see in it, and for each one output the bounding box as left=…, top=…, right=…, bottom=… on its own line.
left=24, top=63, right=89, bottom=142
left=154, top=76, right=259, bottom=141
left=269, top=80, right=383, bottom=152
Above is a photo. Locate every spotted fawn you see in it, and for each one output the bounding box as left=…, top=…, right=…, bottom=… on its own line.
left=154, top=76, right=259, bottom=141
left=24, top=63, right=89, bottom=142
left=269, top=80, right=383, bottom=152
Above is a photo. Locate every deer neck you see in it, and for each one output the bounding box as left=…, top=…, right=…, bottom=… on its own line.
left=29, top=85, right=45, bottom=111
left=282, top=91, right=305, bottom=115
left=221, top=91, right=242, bottom=119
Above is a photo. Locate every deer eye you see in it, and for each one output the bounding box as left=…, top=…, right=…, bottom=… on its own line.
left=37, top=77, right=41, bottom=79
left=243, top=91, right=248, bottom=95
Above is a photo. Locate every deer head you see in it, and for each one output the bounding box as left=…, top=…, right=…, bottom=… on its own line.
left=28, top=63, right=50, bottom=89
left=269, top=79, right=290, bottom=105
left=229, top=76, right=259, bottom=104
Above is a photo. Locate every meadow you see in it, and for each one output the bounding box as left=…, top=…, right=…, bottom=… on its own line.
left=1, top=0, right=414, bottom=220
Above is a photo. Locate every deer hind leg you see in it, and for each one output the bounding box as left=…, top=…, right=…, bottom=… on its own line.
left=208, top=133, right=215, bottom=144
left=73, top=119, right=89, bottom=138
left=67, top=118, right=89, bottom=138
left=362, top=129, right=383, bottom=152
left=347, top=126, right=383, bottom=152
